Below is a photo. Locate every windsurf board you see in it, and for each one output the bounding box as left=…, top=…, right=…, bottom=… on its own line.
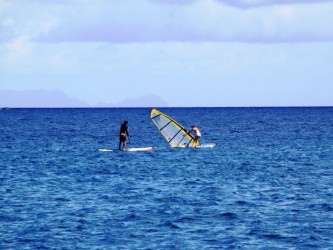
left=198, top=143, right=216, bottom=148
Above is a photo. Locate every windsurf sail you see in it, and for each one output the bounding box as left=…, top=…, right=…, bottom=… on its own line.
left=150, top=108, right=200, bottom=148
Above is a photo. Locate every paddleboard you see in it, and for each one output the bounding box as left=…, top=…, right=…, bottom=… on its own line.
left=127, top=147, right=153, bottom=152
left=99, top=147, right=153, bottom=152
left=99, top=148, right=114, bottom=152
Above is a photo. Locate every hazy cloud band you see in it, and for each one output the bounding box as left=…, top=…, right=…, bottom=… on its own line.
left=1, top=0, right=333, bottom=44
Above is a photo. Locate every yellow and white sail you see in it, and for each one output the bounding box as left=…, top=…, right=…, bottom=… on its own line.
left=150, top=108, right=200, bottom=148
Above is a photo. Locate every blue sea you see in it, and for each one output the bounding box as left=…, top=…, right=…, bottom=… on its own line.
left=1, top=107, right=333, bottom=249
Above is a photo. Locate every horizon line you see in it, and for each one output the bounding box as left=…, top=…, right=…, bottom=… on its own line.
left=2, top=106, right=333, bottom=109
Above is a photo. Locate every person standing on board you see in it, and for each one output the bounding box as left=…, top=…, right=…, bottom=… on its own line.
left=118, top=120, right=130, bottom=150
left=188, top=125, right=201, bottom=146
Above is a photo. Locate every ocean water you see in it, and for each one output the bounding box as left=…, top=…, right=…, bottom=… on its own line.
left=1, top=107, right=333, bottom=249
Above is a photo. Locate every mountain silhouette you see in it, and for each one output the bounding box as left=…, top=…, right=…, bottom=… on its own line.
left=0, top=90, right=168, bottom=108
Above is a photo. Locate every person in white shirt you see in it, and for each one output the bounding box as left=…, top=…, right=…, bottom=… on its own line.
left=188, top=125, right=201, bottom=146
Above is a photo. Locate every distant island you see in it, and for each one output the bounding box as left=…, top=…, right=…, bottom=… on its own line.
left=96, top=94, right=168, bottom=108
left=0, top=90, right=168, bottom=108
left=0, top=90, right=89, bottom=108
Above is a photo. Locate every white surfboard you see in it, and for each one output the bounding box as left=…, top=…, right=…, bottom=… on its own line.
left=198, top=143, right=216, bottom=148
left=127, top=147, right=153, bottom=152
left=99, top=148, right=114, bottom=152
left=99, top=147, right=153, bottom=152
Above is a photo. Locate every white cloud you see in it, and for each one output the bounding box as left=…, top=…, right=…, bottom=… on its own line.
left=6, top=35, right=33, bottom=59
left=1, top=0, right=333, bottom=44
left=217, top=0, right=333, bottom=9
left=0, top=0, right=60, bottom=42
left=0, top=0, right=11, bottom=10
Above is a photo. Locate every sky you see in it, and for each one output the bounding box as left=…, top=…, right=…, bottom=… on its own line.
left=1, top=0, right=333, bottom=107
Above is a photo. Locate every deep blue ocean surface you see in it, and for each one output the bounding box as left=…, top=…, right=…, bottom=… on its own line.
left=1, top=107, right=333, bottom=249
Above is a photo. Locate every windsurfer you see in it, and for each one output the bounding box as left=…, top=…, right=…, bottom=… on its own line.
left=188, top=125, right=201, bottom=146
left=118, top=120, right=130, bottom=150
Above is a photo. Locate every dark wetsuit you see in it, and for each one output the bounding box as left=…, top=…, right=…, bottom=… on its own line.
left=119, top=123, right=129, bottom=142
